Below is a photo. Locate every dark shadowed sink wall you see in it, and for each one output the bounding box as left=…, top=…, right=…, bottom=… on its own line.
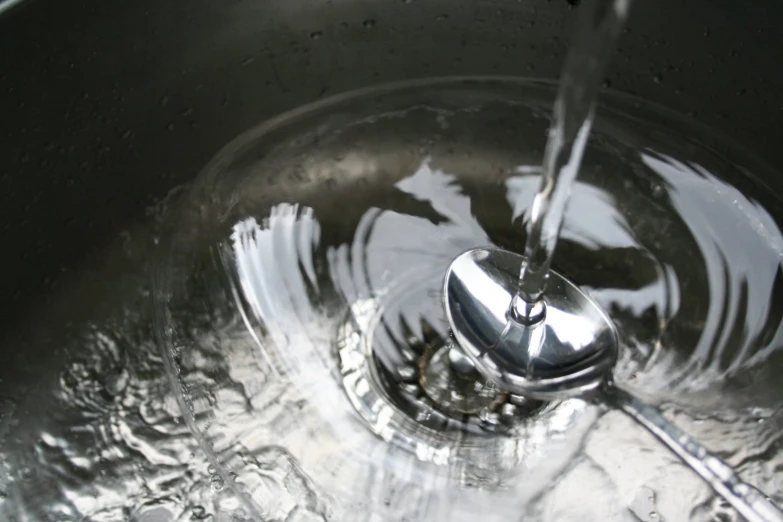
left=1, top=0, right=781, bottom=332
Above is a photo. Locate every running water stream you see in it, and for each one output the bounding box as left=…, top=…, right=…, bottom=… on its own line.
left=515, top=0, right=630, bottom=317
left=140, top=0, right=783, bottom=514
left=4, top=0, right=779, bottom=520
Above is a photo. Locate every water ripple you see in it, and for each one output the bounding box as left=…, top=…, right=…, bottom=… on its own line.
left=151, top=78, right=783, bottom=521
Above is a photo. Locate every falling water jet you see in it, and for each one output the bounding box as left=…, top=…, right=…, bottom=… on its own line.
left=442, top=1, right=783, bottom=520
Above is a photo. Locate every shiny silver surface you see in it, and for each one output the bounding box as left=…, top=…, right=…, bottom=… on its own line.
left=609, top=388, right=783, bottom=522
left=444, top=246, right=783, bottom=522
left=444, top=247, right=618, bottom=400
left=2, top=0, right=783, bottom=520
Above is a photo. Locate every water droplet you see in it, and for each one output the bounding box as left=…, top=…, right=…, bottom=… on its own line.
left=210, top=474, right=225, bottom=492
left=207, top=464, right=217, bottom=474
left=363, top=19, right=376, bottom=29
left=310, top=31, right=323, bottom=40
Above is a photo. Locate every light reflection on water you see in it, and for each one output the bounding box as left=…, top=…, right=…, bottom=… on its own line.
left=2, top=79, right=782, bottom=521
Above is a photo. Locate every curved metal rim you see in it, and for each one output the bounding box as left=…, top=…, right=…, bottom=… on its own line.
left=443, top=247, right=620, bottom=401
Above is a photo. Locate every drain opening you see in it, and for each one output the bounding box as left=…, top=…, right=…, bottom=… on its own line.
left=337, top=309, right=551, bottom=445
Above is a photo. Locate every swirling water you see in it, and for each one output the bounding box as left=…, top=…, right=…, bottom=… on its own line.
left=0, top=218, right=254, bottom=521
left=151, top=78, right=783, bottom=521
left=2, top=78, right=783, bottom=521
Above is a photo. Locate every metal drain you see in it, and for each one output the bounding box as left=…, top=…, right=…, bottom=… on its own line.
left=337, top=309, right=550, bottom=441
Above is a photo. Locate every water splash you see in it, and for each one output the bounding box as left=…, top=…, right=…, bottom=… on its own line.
left=6, top=78, right=780, bottom=522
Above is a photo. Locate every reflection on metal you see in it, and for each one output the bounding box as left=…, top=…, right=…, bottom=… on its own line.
left=444, top=247, right=617, bottom=400
left=0, top=0, right=26, bottom=16
left=444, top=246, right=783, bottom=522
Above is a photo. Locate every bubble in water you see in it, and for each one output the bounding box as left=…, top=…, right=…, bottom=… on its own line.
left=191, top=506, right=209, bottom=520
left=210, top=475, right=225, bottom=492
left=133, top=504, right=174, bottom=522
left=363, top=19, right=376, bottom=29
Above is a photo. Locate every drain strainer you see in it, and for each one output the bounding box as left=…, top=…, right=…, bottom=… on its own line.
left=336, top=305, right=552, bottom=450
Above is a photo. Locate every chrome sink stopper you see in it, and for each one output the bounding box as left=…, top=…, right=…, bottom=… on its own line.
left=443, top=247, right=783, bottom=522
